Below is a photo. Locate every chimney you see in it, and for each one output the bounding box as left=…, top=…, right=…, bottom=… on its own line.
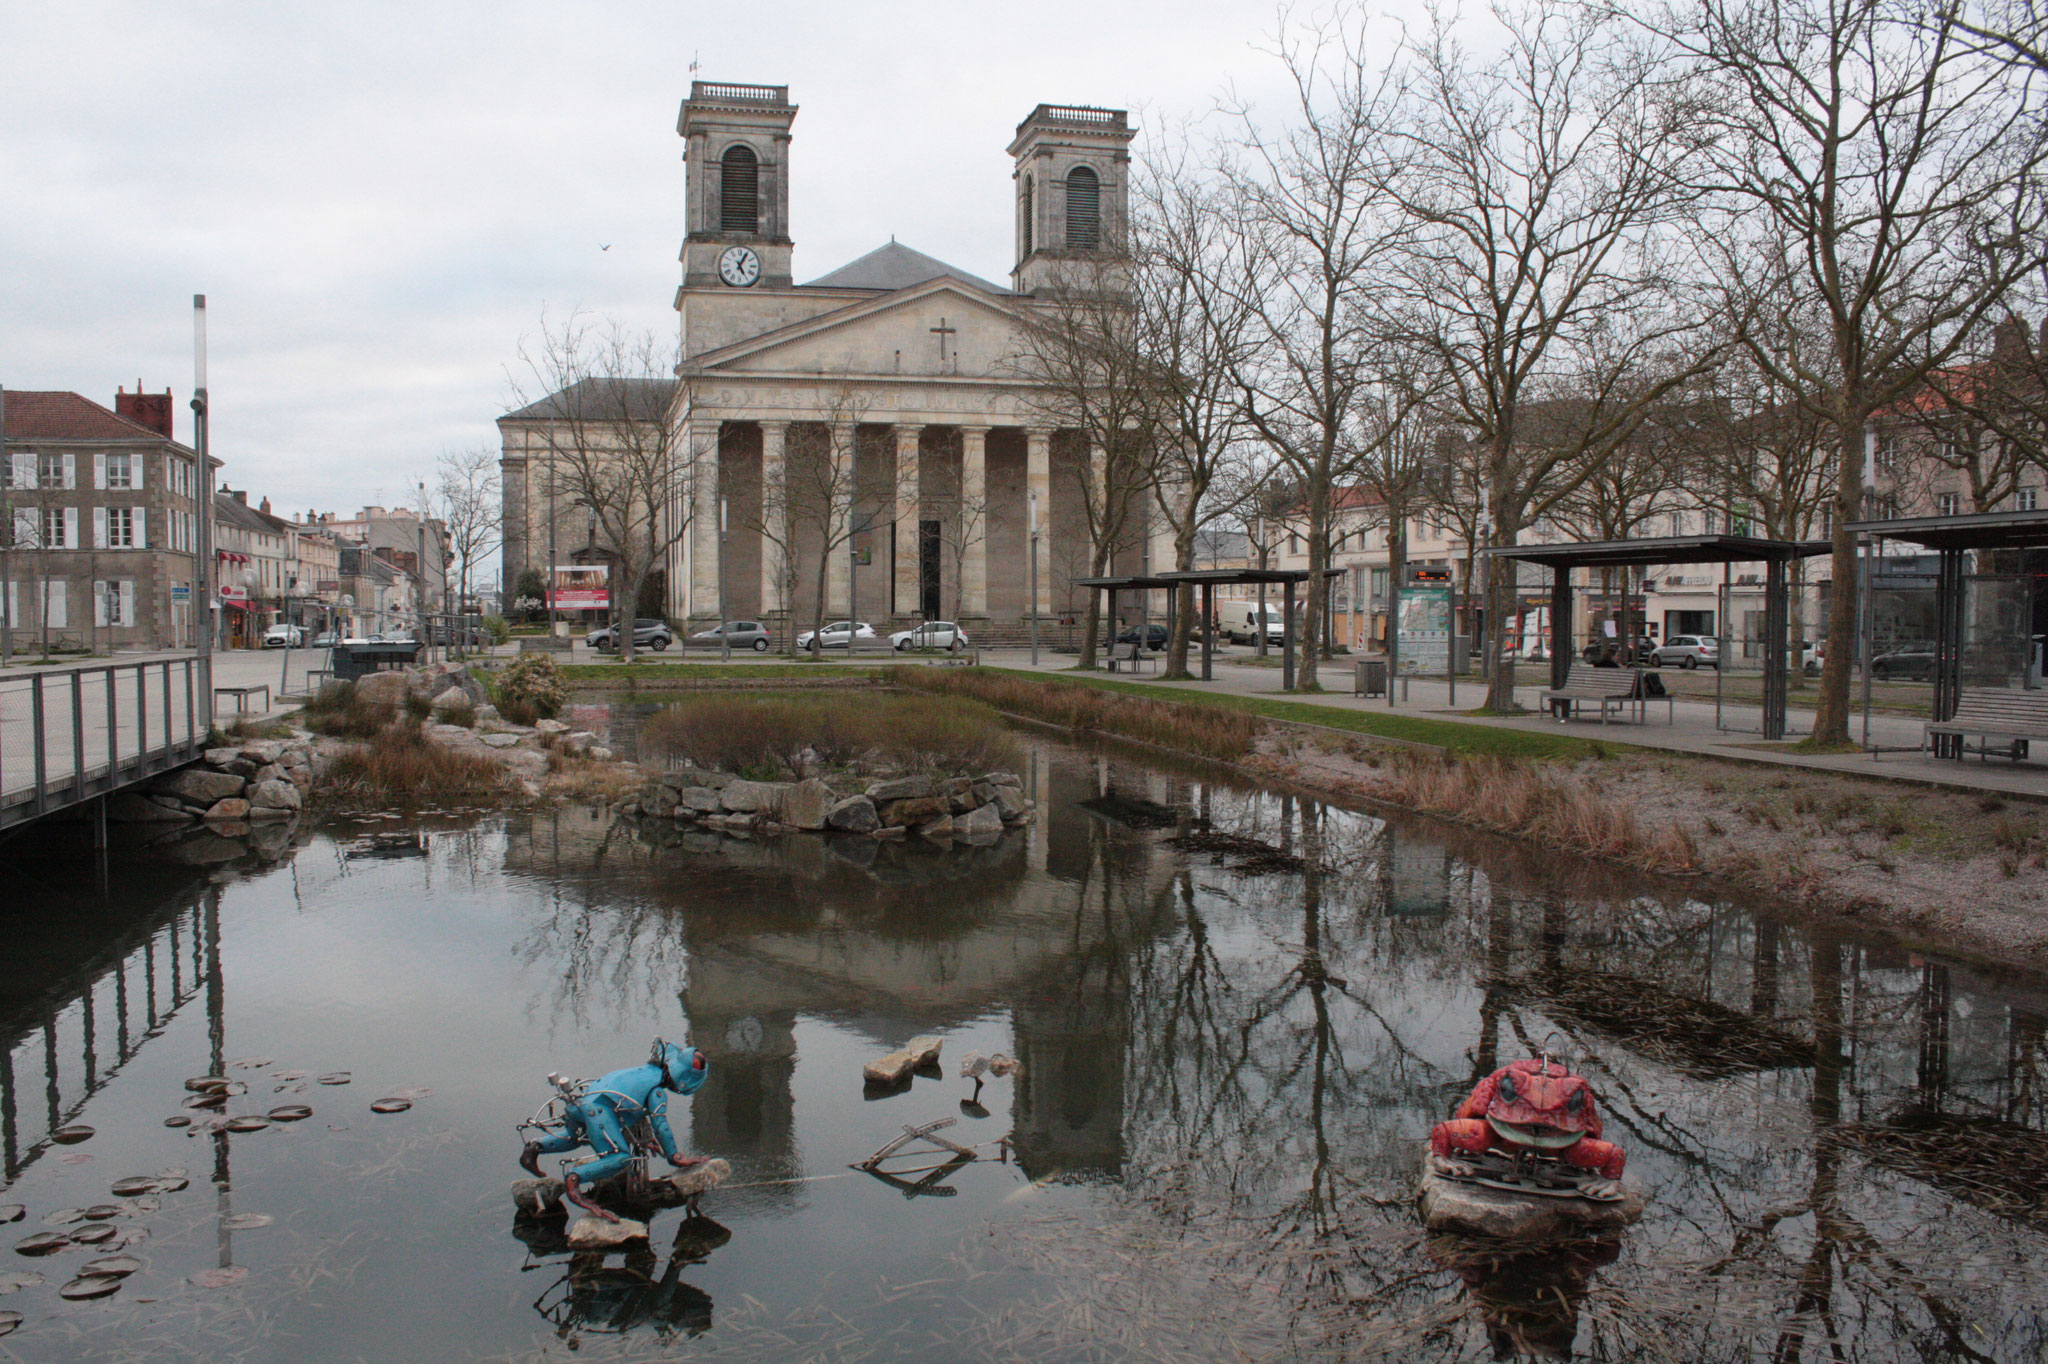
left=229, top=488, right=248, bottom=505
left=260, top=496, right=272, bottom=516
left=115, top=386, right=175, bottom=439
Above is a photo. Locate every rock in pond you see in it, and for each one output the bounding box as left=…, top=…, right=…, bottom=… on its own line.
left=863, top=1035, right=944, bottom=1085
left=1415, top=1164, right=1645, bottom=1241
left=825, top=795, right=880, bottom=833
left=565, top=1215, right=649, bottom=1251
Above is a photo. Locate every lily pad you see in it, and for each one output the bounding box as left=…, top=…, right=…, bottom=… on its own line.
left=0, top=1272, right=44, bottom=1293
left=229, top=1057, right=272, bottom=1070
left=0, top=1309, right=19, bottom=1336
left=219, top=1214, right=272, bottom=1232
left=79, top=1255, right=141, bottom=1279
left=80, top=1206, right=123, bottom=1222
left=316, top=1072, right=351, bottom=1086
left=0, top=1207, right=21, bottom=1225
left=272, top=1070, right=309, bottom=1082
left=267, top=1105, right=313, bottom=1122
left=15, top=1232, right=70, bottom=1256
left=224, top=1117, right=270, bottom=1133
left=163, top=1116, right=191, bottom=1129
left=68, top=1225, right=117, bottom=1246
left=60, top=1274, right=122, bottom=1300
left=189, top=1266, right=248, bottom=1289
left=40, top=1209, right=84, bottom=1227
left=111, top=1229, right=149, bottom=1249
left=110, top=1178, right=159, bottom=1198
left=51, top=1125, right=94, bottom=1145
left=183, top=1076, right=229, bottom=1093
left=183, top=1092, right=227, bottom=1110
left=369, top=1098, right=412, bottom=1114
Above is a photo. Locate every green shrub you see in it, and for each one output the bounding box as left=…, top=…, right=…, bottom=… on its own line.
left=639, top=691, right=1021, bottom=777
left=481, top=614, right=512, bottom=645
left=497, top=653, right=565, bottom=719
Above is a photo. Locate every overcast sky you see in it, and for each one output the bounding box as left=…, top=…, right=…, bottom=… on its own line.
left=0, top=1, right=1329, bottom=556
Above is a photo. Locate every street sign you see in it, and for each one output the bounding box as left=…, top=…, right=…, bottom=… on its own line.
left=170, top=584, right=191, bottom=602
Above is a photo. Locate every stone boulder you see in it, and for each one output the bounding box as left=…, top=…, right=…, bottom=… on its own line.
left=981, top=771, right=1023, bottom=789
left=826, top=795, right=880, bottom=833
left=354, top=671, right=410, bottom=707
left=203, top=746, right=242, bottom=768
left=941, top=777, right=976, bottom=813
left=238, top=740, right=285, bottom=764
left=878, top=795, right=949, bottom=828
left=678, top=787, right=724, bottom=815
left=720, top=779, right=788, bottom=813
left=867, top=775, right=934, bottom=802
left=107, top=792, right=194, bottom=823
left=202, top=798, right=252, bottom=822
left=250, top=763, right=285, bottom=787
left=534, top=718, right=570, bottom=735
left=429, top=689, right=475, bottom=717
left=779, top=778, right=832, bottom=831
left=993, top=786, right=1029, bottom=821
left=1415, top=1166, right=1645, bottom=1240
left=248, top=779, right=302, bottom=814
left=565, top=1216, right=649, bottom=1251
left=863, top=1035, right=944, bottom=1085
left=954, top=802, right=1003, bottom=840
left=918, top=814, right=955, bottom=840
left=675, top=767, right=734, bottom=790
left=158, top=768, right=246, bottom=806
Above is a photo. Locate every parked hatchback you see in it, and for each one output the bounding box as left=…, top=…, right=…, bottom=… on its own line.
left=1871, top=640, right=1937, bottom=680
left=890, top=621, right=970, bottom=652
left=795, top=621, right=878, bottom=651
left=1652, top=635, right=1719, bottom=670
left=261, top=624, right=304, bottom=649
left=587, top=618, right=674, bottom=651
left=688, top=620, right=772, bottom=652
left=1115, top=623, right=1171, bottom=651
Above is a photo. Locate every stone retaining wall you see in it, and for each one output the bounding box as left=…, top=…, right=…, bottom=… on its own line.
left=108, top=737, right=320, bottom=829
left=623, top=769, right=1035, bottom=845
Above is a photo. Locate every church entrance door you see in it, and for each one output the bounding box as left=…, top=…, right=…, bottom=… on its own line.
left=920, top=520, right=942, bottom=620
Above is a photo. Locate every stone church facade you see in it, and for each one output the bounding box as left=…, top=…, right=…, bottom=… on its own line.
left=503, top=81, right=1165, bottom=638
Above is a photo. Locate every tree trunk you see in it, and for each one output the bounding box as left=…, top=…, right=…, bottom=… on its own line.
left=1163, top=521, right=1196, bottom=679
left=1385, top=504, right=1407, bottom=679
left=1077, top=538, right=1111, bottom=671
left=1809, top=413, right=1866, bottom=747
left=618, top=562, right=641, bottom=663
left=1483, top=510, right=1522, bottom=713
left=1297, top=492, right=1328, bottom=691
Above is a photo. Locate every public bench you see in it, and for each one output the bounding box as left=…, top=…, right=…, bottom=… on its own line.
left=213, top=684, right=271, bottom=717
left=1540, top=663, right=1672, bottom=725
left=1925, top=688, right=2048, bottom=761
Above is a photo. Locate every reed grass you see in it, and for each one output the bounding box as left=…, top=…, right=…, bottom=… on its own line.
left=891, top=668, right=1261, bottom=763
left=301, top=681, right=397, bottom=740
left=639, top=690, right=1022, bottom=776
left=322, top=720, right=512, bottom=805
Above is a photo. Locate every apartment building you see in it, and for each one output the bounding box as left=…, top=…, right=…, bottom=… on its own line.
left=1, top=388, right=212, bottom=651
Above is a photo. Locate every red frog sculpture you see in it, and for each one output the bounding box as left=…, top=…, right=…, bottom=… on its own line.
left=1430, top=1057, right=1626, bottom=1184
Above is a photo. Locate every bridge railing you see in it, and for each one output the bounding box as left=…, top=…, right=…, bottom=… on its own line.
left=0, top=656, right=211, bottom=825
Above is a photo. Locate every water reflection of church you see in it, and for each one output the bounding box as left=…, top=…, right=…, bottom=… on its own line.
left=505, top=751, right=1185, bottom=1185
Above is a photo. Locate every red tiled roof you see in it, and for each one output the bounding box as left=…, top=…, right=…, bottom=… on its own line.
left=2, top=390, right=176, bottom=443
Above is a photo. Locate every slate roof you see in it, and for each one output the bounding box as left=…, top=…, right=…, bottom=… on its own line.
left=215, top=492, right=293, bottom=535
left=500, top=377, right=678, bottom=424
left=2, top=390, right=180, bottom=443
left=802, top=241, right=1010, bottom=295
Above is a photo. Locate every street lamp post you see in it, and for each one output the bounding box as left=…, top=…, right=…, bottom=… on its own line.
left=1028, top=490, right=1040, bottom=668
left=718, top=494, right=730, bottom=663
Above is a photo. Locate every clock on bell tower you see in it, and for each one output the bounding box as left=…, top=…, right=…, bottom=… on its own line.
left=678, top=81, right=797, bottom=289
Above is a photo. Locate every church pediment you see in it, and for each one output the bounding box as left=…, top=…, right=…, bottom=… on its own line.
left=685, top=276, right=1033, bottom=381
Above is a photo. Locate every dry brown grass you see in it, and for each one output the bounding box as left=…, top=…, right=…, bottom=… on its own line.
left=1352, top=751, right=1701, bottom=875
left=892, top=667, right=1260, bottom=763
left=321, top=720, right=512, bottom=806
left=640, top=690, right=1022, bottom=777
left=545, top=754, right=644, bottom=802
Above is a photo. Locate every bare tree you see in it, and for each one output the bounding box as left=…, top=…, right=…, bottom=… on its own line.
left=1907, top=314, right=2048, bottom=510
left=748, top=382, right=885, bottom=654
left=1376, top=0, right=1718, bottom=711
left=1663, top=0, right=2048, bottom=744
left=1348, top=355, right=1452, bottom=671
left=433, top=447, right=502, bottom=619
left=511, top=315, right=694, bottom=664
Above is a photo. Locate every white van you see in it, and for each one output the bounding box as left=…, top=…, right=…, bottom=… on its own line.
left=1215, top=601, right=1286, bottom=645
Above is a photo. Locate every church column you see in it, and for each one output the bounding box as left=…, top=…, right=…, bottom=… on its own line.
left=960, top=425, right=989, bottom=617
left=827, top=422, right=854, bottom=618
left=759, top=421, right=787, bottom=617
left=1027, top=427, right=1052, bottom=618
left=687, top=418, right=722, bottom=620
left=893, top=424, right=922, bottom=618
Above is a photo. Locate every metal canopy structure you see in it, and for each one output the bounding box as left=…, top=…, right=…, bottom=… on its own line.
left=1846, top=510, right=2048, bottom=747
left=1075, top=568, right=1341, bottom=688
left=1482, top=535, right=1831, bottom=739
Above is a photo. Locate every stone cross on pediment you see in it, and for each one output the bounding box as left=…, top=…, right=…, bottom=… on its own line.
left=930, top=317, right=957, bottom=363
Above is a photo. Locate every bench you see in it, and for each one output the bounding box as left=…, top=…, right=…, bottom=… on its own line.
left=1925, top=688, right=2048, bottom=761
left=1540, top=664, right=1672, bottom=724
left=213, top=684, right=271, bottom=717
left=1106, top=647, right=1157, bottom=675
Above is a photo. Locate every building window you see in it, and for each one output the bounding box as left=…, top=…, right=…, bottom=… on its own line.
left=1021, top=176, right=1033, bottom=257
left=2018, top=486, right=2037, bottom=512
left=105, top=507, right=137, bottom=547
left=43, top=506, right=70, bottom=548
left=40, top=451, right=73, bottom=489
left=44, top=580, right=66, bottom=629
left=1936, top=491, right=1961, bottom=517
left=94, top=579, right=135, bottom=627
left=104, top=453, right=135, bottom=489
left=1066, top=165, right=1101, bottom=250
left=720, top=144, right=759, bottom=233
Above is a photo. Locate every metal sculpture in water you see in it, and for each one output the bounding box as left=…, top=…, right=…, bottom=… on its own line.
left=1429, top=1056, right=1626, bottom=1189
left=519, top=1039, right=710, bottom=1220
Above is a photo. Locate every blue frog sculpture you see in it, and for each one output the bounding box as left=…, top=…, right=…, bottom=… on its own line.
left=520, top=1038, right=710, bottom=1220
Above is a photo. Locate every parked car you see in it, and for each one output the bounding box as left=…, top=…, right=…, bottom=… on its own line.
left=1871, top=640, right=1937, bottom=680
left=688, top=620, right=772, bottom=652
left=587, top=618, right=674, bottom=652
left=890, top=621, right=970, bottom=652
left=309, top=631, right=340, bottom=648
left=795, top=620, right=878, bottom=651
left=261, top=624, right=304, bottom=649
left=1581, top=637, right=1658, bottom=667
left=1651, top=635, right=1720, bottom=670
left=1115, top=623, right=1171, bottom=651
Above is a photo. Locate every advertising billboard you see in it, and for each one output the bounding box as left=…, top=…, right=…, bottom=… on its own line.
left=1397, top=584, right=1450, bottom=673
left=548, top=565, right=610, bottom=611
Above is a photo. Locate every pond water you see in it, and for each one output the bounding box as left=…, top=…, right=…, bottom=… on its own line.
left=3, top=731, right=2047, bottom=1362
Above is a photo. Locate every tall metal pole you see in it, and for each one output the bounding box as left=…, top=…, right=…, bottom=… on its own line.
left=1, top=384, right=12, bottom=667
left=546, top=430, right=558, bottom=641
left=718, top=495, right=730, bottom=663
left=1028, top=491, right=1040, bottom=667
left=192, top=299, right=214, bottom=710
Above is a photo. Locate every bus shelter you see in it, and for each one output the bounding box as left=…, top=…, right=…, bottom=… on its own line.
left=1076, top=568, right=1343, bottom=689
left=1845, top=509, right=2048, bottom=755
left=1072, top=575, right=1189, bottom=677
left=1482, top=535, right=1829, bottom=740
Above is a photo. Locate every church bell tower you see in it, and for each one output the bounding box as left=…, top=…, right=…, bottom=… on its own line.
left=679, top=81, right=797, bottom=289
left=1009, top=104, right=1134, bottom=295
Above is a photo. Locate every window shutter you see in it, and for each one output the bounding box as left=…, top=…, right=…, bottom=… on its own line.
left=9, top=452, right=30, bottom=488
left=94, top=580, right=109, bottom=628
left=133, top=507, right=146, bottom=548
left=46, top=580, right=66, bottom=629
left=132, top=455, right=144, bottom=490
left=62, top=453, right=76, bottom=489
left=11, top=508, right=32, bottom=549
left=720, top=145, right=760, bottom=233
left=120, top=580, right=134, bottom=626
left=94, top=507, right=108, bottom=548
left=64, top=507, right=79, bottom=548
left=94, top=452, right=106, bottom=489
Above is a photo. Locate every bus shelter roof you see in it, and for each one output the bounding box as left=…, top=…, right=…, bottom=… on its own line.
left=1153, top=567, right=1345, bottom=586
left=1479, top=534, right=1831, bottom=570
left=1845, top=508, right=2048, bottom=552
left=1071, top=575, right=1188, bottom=591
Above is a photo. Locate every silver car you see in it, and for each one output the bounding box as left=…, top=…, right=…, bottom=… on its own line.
left=890, top=621, right=970, bottom=651
left=794, top=620, right=878, bottom=651
left=689, top=620, right=772, bottom=652
left=1652, top=635, right=1720, bottom=670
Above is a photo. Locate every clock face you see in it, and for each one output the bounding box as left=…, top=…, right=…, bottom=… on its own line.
left=718, top=246, right=761, bottom=287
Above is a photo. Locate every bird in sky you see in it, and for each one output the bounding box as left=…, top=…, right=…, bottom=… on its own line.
left=600, top=243, right=611, bottom=252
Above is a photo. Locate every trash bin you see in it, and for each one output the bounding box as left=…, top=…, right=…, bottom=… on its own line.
left=330, top=641, right=420, bottom=682
left=1355, top=658, right=1388, bottom=697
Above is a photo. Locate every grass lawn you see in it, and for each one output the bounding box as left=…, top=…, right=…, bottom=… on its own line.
left=560, top=661, right=887, bottom=687
left=981, top=668, right=1614, bottom=761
